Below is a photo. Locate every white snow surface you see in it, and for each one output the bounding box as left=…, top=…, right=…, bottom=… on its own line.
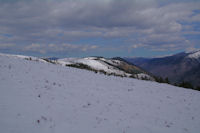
left=187, top=50, right=200, bottom=59
left=1, top=54, right=200, bottom=133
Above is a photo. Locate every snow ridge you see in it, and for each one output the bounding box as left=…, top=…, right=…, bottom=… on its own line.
left=58, top=57, right=128, bottom=75
left=187, top=50, right=200, bottom=59
left=57, top=57, right=153, bottom=80
left=0, top=53, right=154, bottom=80
left=0, top=53, right=47, bottom=63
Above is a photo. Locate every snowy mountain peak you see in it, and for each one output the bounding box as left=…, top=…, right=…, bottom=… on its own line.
left=187, top=50, right=200, bottom=59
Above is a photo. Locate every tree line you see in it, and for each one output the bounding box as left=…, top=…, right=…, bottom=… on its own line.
left=154, top=76, right=200, bottom=91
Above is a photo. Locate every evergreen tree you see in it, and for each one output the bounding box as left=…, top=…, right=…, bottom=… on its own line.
left=165, top=77, right=169, bottom=84
left=159, top=77, right=164, bottom=83
left=179, top=81, right=193, bottom=89
left=195, top=86, right=200, bottom=91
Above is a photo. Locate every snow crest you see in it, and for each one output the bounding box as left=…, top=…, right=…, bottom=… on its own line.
left=187, top=50, right=200, bottom=59
left=58, top=57, right=130, bottom=76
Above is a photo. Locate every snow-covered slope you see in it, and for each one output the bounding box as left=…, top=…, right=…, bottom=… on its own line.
left=57, top=57, right=153, bottom=80
left=59, top=57, right=127, bottom=75
left=1, top=54, right=200, bottom=133
left=0, top=53, right=47, bottom=63
left=187, top=50, right=200, bottom=59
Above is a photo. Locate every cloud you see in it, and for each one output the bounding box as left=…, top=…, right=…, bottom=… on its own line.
left=0, top=43, right=15, bottom=49
left=23, top=43, right=98, bottom=54
left=130, top=43, right=147, bottom=49
left=0, top=0, right=200, bottom=56
left=23, top=43, right=46, bottom=54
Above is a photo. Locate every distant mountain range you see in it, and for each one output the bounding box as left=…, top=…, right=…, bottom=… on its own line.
left=124, top=50, right=200, bottom=87
left=2, top=50, right=199, bottom=89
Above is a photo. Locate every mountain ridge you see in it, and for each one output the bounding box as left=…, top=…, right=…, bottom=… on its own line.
left=0, top=53, right=154, bottom=81
left=124, top=50, right=200, bottom=88
left=57, top=56, right=154, bottom=81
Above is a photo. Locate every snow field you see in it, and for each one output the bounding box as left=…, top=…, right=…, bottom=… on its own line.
left=0, top=54, right=200, bottom=133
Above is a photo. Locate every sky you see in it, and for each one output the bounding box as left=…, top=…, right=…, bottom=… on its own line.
left=0, top=0, right=200, bottom=58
